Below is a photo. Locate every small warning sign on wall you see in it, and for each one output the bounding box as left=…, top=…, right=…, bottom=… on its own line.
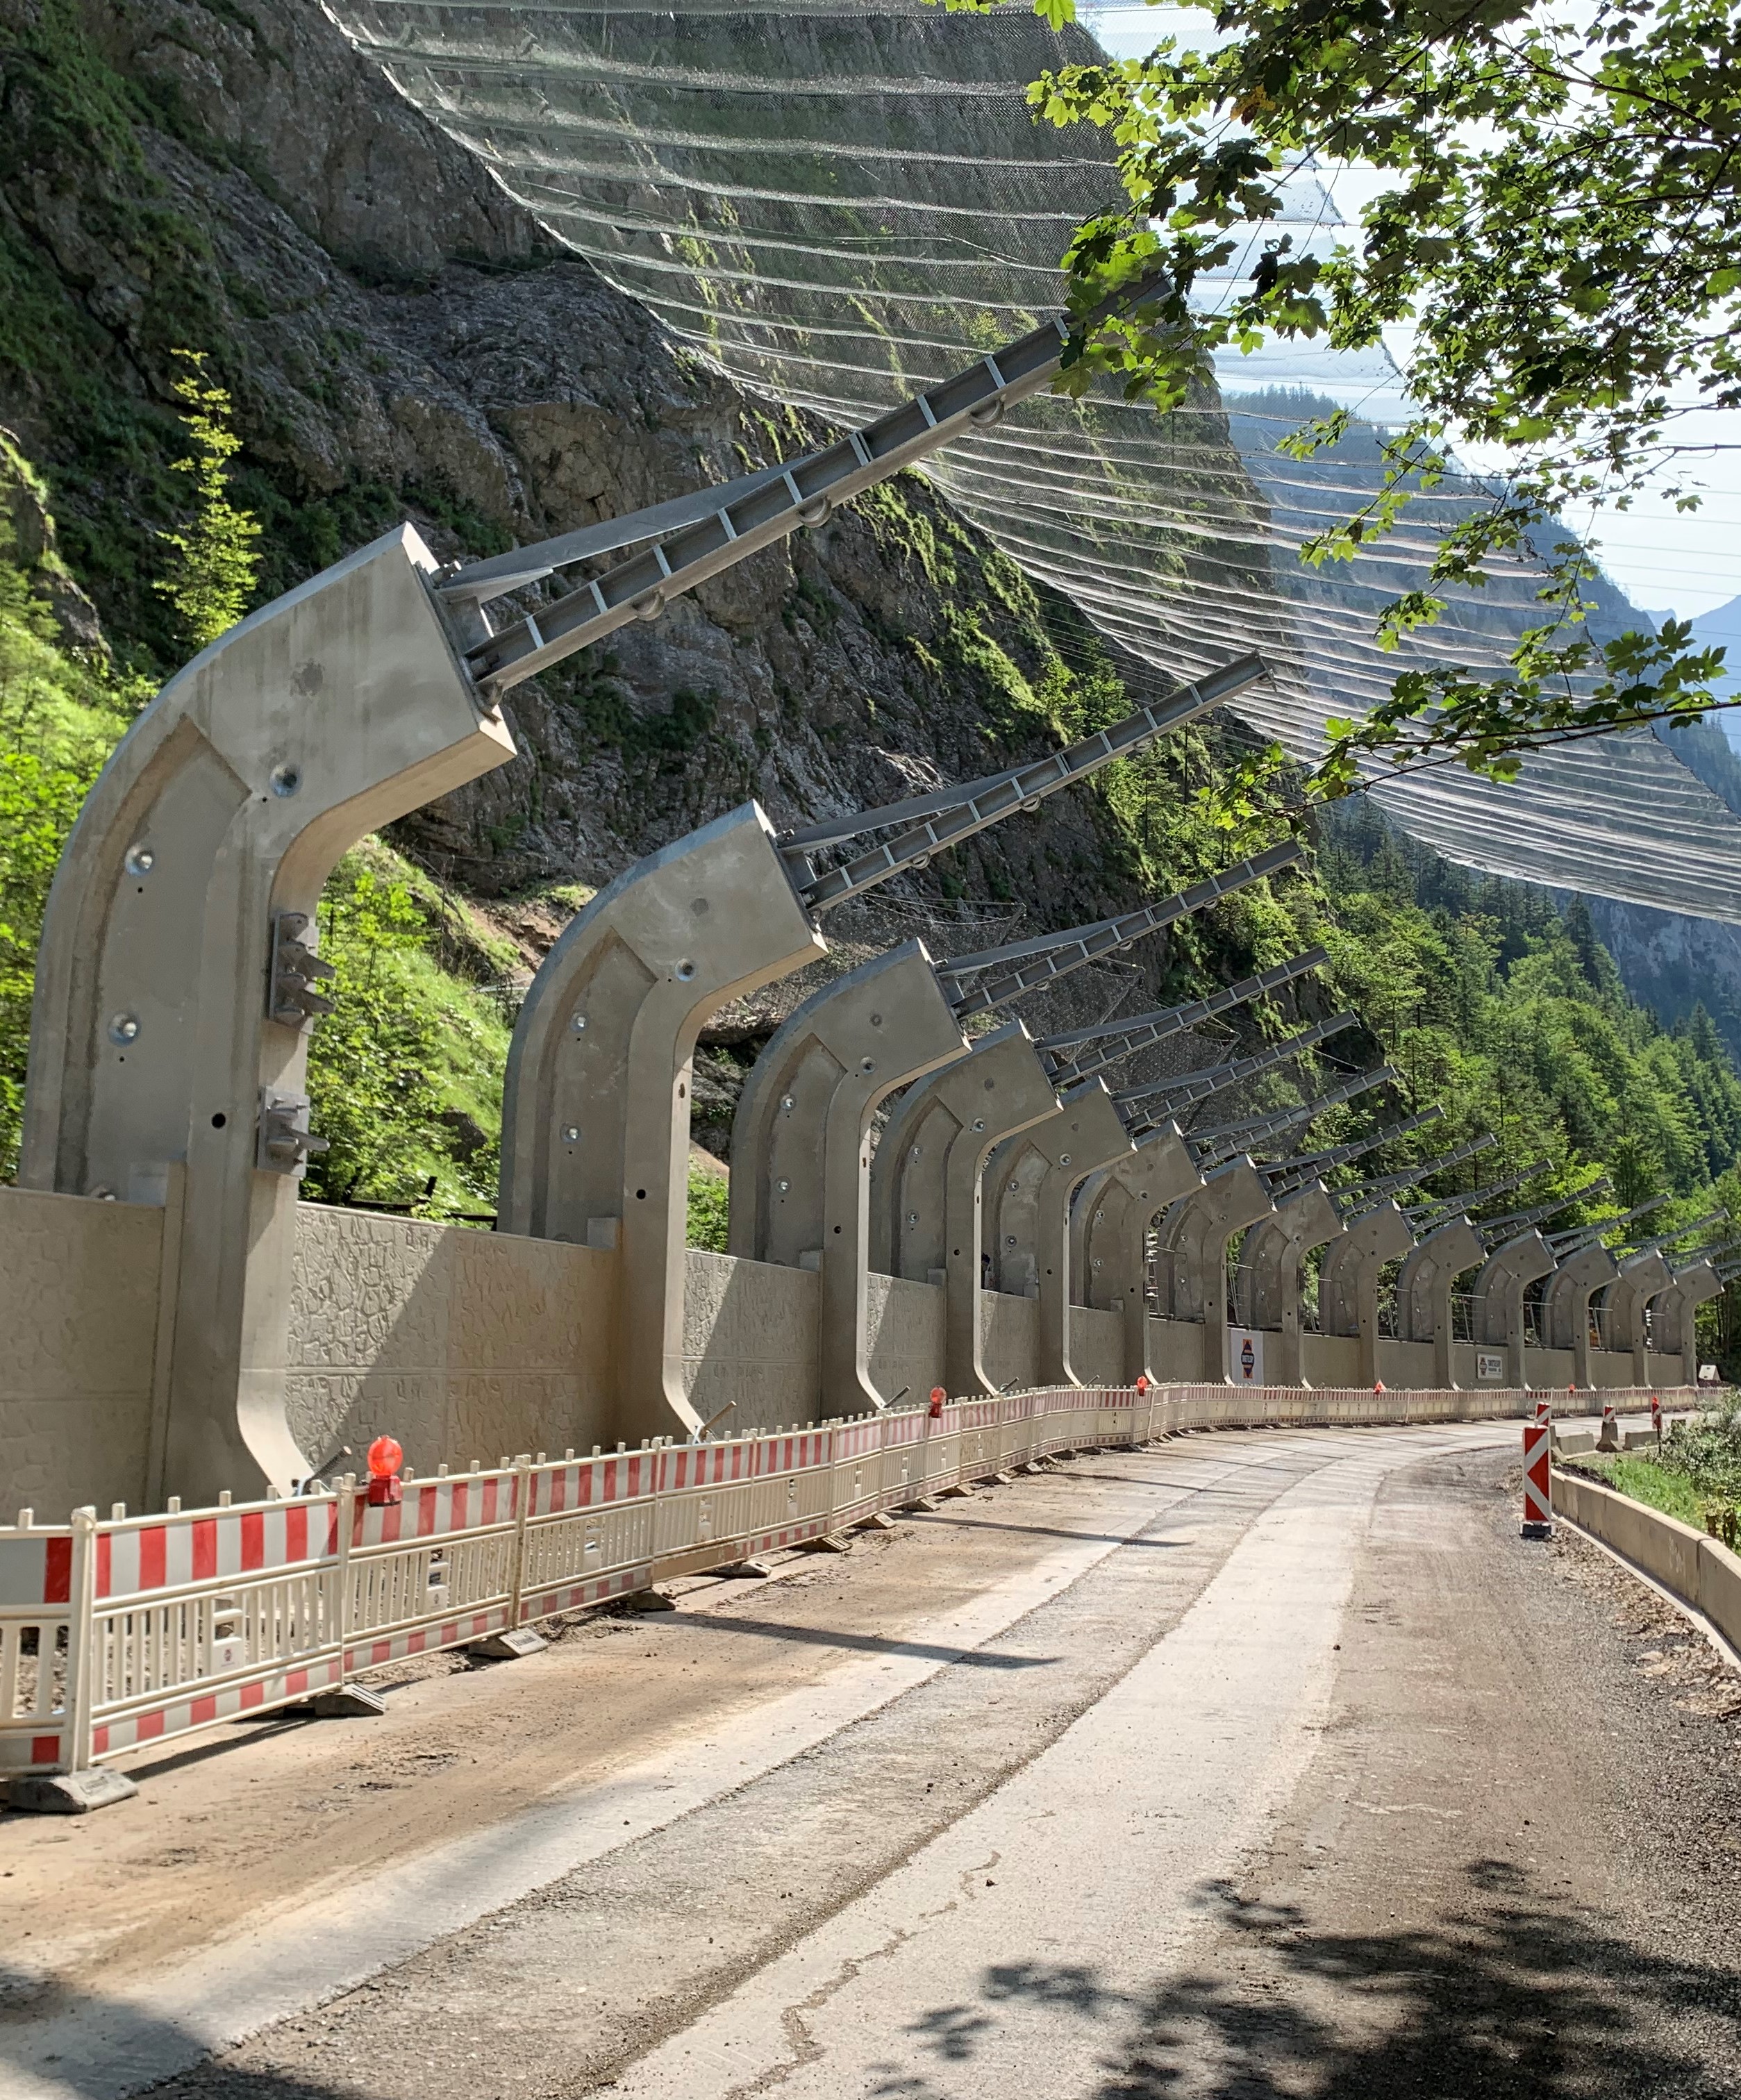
left=1229, top=1328, right=1265, bottom=1385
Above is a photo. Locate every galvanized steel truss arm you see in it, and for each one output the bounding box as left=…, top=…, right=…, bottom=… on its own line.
left=785, top=660, right=1273, bottom=918
left=1478, top=1176, right=1612, bottom=1247
left=1337, top=1131, right=1495, bottom=1219
left=450, top=274, right=1168, bottom=695
left=1115, top=1011, right=1360, bottom=1137
left=1185, top=1062, right=1398, bottom=1169
left=1406, top=1160, right=1551, bottom=1233
left=1263, top=1104, right=1442, bottom=1197
left=1040, top=947, right=1327, bottom=1090
left=933, top=838, right=1300, bottom=1023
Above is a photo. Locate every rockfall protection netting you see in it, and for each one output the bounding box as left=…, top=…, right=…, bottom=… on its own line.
left=327, top=0, right=1741, bottom=919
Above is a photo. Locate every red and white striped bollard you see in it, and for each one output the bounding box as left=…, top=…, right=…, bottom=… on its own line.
left=1522, top=1397, right=1553, bottom=1538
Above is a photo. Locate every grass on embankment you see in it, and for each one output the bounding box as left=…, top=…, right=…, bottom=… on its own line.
left=1563, top=1453, right=1712, bottom=1528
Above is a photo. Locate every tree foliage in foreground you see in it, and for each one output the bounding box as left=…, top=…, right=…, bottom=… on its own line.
left=954, top=0, right=1741, bottom=785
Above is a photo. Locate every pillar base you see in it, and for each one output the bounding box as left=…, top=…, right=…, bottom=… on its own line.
left=6, top=1768, right=139, bottom=1815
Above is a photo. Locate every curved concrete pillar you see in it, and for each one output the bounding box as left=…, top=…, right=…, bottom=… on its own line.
left=1650, top=1260, right=1721, bottom=1377
left=1319, top=1201, right=1413, bottom=1386
left=1542, top=1243, right=1619, bottom=1387
left=1606, top=1250, right=1673, bottom=1383
left=870, top=1025, right=1060, bottom=1396
left=726, top=940, right=967, bottom=1416
left=1072, top=1126, right=1202, bottom=1383
left=1238, top=1183, right=1342, bottom=1385
left=22, top=526, right=515, bottom=1504
left=1396, top=1218, right=1485, bottom=1387
left=1472, top=1231, right=1554, bottom=1387
left=1155, top=1160, right=1274, bottom=1381
left=983, top=1080, right=1132, bottom=1384
left=500, top=802, right=826, bottom=1440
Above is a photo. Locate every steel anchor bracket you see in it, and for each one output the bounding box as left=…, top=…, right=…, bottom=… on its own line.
left=267, top=912, right=338, bottom=1029
left=258, top=1091, right=329, bottom=1178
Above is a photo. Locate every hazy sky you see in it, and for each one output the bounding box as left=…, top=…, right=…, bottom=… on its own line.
left=1080, top=1, right=1741, bottom=624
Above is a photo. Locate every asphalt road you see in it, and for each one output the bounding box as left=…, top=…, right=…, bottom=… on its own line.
left=4, top=1420, right=1739, bottom=2100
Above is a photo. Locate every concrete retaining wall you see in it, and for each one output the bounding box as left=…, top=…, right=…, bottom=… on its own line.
left=288, top=1205, right=618, bottom=1467
left=865, top=1272, right=945, bottom=1408
left=1, top=1186, right=165, bottom=1517
left=1552, top=1468, right=1741, bottom=1653
left=981, top=1290, right=1039, bottom=1392
left=1302, top=1332, right=1361, bottom=1387
left=683, top=1249, right=817, bottom=1438
left=1070, top=1305, right=1124, bottom=1385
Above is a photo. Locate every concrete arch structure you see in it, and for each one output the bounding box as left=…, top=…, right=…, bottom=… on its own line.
left=870, top=1025, right=1061, bottom=1396
left=1234, top=1183, right=1341, bottom=1386
left=500, top=801, right=827, bottom=1441
left=1319, top=1201, right=1415, bottom=1387
left=1472, top=1230, right=1555, bottom=1388
left=1542, top=1242, right=1620, bottom=1388
left=982, top=1081, right=1133, bottom=1384
left=1155, top=1161, right=1275, bottom=1381
left=1072, top=1126, right=1203, bottom=1383
left=1650, top=1260, right=1722, bottom=1374
left=1604, top=1251, right=1673, bottom=1384
left=727, top=940, right=967, bottom=1415
left=1396, top=1217, right=1485, bottom=1388
left=20, top=526, right=515, bottom=1505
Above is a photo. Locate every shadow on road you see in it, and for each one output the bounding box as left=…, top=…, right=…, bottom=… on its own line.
left=885, top=1862, right=1741, bottom=2099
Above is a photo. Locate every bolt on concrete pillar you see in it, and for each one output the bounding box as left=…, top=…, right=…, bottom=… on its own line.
left=1395, top=1217, right=1485, bottom=1387
left=870, top=1024, right=1062, bottom=1397
left=727, top=940, right=967, bottom=1415
left=22, top=526, right=515, bottom=1504
left=1472, top=1231, right=1555, bottom=1388
left=982, top=1080, right=1133, bottom=1385
left=1319, top=1200, right=1414, bottom=1387
left=1072, top=1126, right=1203, bottom=1385
left=1154, top=1160, right=1276, bottom=1381
left=500, top=803, right=827, bottom=1440
left=1236, top=1182, right=1342, bottom=1385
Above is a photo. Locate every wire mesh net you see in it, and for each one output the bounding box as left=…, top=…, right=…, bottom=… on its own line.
left=328, top=0, right=1741, bottom=918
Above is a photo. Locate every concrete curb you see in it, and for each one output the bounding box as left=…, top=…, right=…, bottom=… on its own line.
left=1551, top=1466, right=1741, bottom=1665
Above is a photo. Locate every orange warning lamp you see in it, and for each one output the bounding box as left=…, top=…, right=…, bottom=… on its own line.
left=1135, top=1374, right=1149, bottom=1396
left=928, top=1387, right=946, bottom=1420
left=366, top=1434, right=403, bottom=1507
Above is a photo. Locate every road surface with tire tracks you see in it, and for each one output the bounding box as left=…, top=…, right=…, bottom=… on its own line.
left=3, top=1419, right=1738, bottom=2099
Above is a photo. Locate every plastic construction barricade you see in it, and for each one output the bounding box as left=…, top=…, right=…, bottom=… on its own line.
left=7, top=1378, right=1669, bottom=1780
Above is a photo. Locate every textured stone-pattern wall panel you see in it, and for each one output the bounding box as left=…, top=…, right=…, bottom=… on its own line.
left=979, top=1290, right=1038, bottom=1393
left=1068, top=1306, right=1123, bottom=1387
left=0, top=1187, right=161, bottom=1517
left=683, top=1250, right=819, bottom=1435
left=865, top=1272, right=944, bottom=1408
left=1149, top=1314, right=1213, bottom=1382
left=1590, top=1349, right=1644, bottom=1389
left=1375, top=1338, right=1437, bottom=1388
left=1301, top=1332, right=1361, bottom=1388
left=1524, top=1347, right=1576, bottom=1390
left=287, top=1207, right=616, bottom=1468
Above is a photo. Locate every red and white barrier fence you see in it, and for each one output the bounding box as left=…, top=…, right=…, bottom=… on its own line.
left=0, top=1380, right=1686, bottom=1781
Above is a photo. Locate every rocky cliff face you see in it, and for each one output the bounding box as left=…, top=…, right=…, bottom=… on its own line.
left=1, top=0, right=1334, bottom=1100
